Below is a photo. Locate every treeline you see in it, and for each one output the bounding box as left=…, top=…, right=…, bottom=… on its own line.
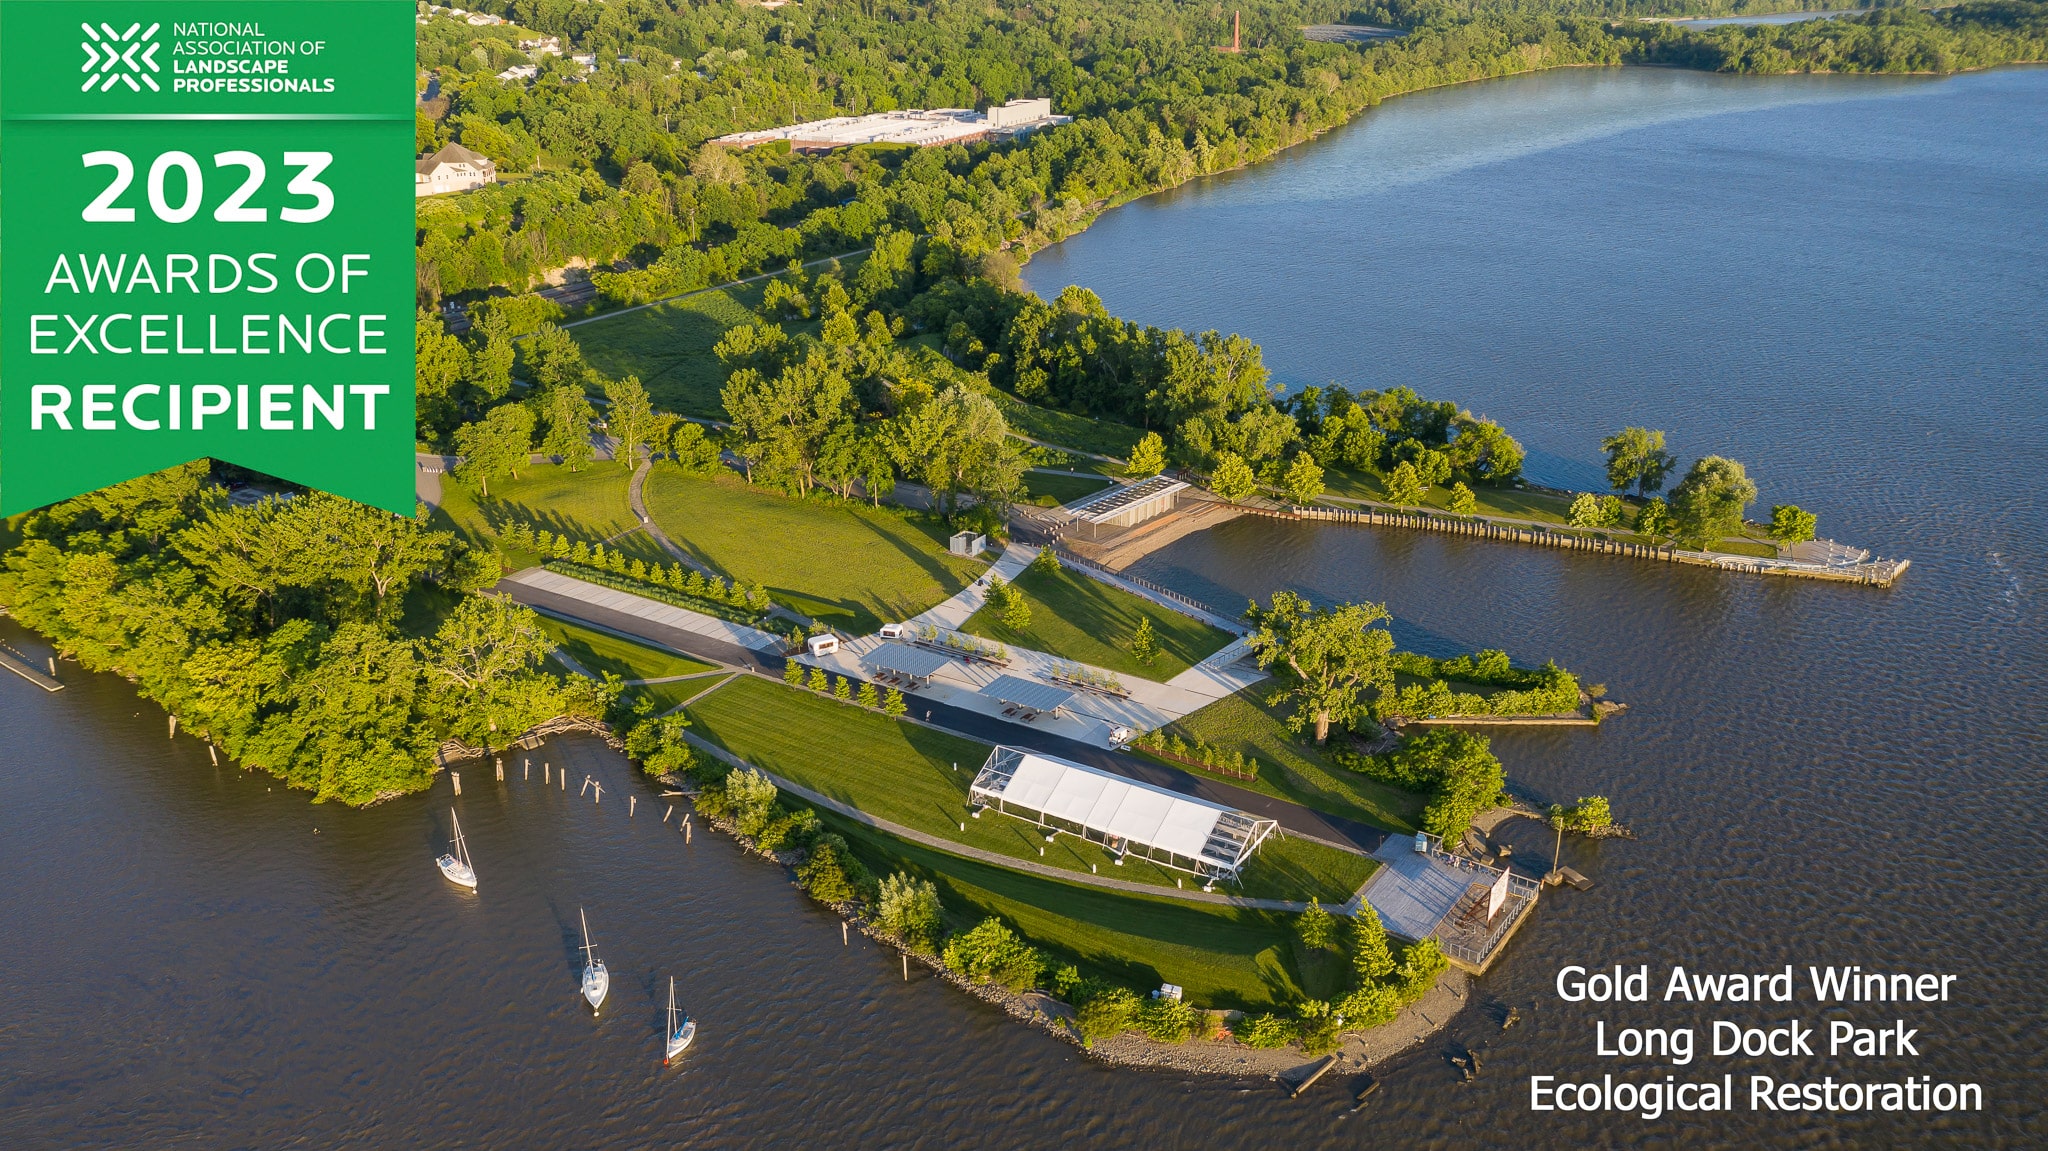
left=1629, top=2, right=2048, bottom=74
left=0, top=464, right=600, bottom=805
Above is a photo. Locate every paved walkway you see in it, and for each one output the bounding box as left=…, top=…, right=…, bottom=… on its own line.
left=801, top=542, right=1262, bottom=747
left=682, top=726, right=1374, bottom=914
left=492, top=576, right=1389, bottom=854
left=502, top=568, right=786, bottom=654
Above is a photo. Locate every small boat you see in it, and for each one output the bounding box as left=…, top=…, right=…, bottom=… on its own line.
left=579, top=908, right=609, bottom=1014
left=436, top=810, right=477, bottom=889
left=664, top=976, right=696, bottom=1063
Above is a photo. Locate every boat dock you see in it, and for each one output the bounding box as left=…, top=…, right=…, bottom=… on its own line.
left=0, top=641, right=62, bottom=692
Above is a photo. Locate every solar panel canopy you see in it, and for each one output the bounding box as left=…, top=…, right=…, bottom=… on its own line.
left=980, top=674, right=1076, bottom=713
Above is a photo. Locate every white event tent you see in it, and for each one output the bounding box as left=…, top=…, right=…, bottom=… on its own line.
left=969, top=747, right=1277, bottom=881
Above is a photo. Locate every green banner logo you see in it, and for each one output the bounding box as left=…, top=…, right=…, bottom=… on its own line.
left=1, top=0, right=417, bottom=515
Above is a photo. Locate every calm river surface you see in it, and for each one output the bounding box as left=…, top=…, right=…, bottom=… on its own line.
left=6, top=67, right=2045, bottom=1148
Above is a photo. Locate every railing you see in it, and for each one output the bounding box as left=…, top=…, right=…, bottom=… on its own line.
left=1051, top=546, right=1246, bottom=633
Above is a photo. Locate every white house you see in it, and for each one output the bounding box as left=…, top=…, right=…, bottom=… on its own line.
left=415, top=142, right=497, bottom=197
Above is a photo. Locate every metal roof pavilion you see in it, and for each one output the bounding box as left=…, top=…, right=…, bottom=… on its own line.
left=864, top=642, right=953, bottom=680
left=1058, top=475, right=1189, bottom=525
left=969, top=747, right=1277, bottom=880
left=979, top=675, right=1076, bottom=715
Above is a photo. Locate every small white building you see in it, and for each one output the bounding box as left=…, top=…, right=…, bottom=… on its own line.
left=948, top=531, right=987, bottom=557
left=496, top=64, right=539, bottom=82
left=518, top=35, right=563, bottom=56
left=415, top=142, right=497, bottom=197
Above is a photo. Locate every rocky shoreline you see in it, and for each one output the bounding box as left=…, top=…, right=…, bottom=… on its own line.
left=681, top=776, right=1475, bottom=1085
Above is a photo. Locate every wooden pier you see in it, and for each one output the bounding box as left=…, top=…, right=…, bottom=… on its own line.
left=1248, top=505, right=1909, bottom=587
left=0, top=644, right=62, bottom=692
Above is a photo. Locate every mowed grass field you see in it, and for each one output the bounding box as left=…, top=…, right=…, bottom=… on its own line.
left=642, top=465, right=983, bottom=631
left=959, top=564, right=1234, bottom=681
left=836, top=822, right=1330, bottom=1011
left=536, top=616, right=718, bottom=682
left=572, top=285, right=765, bottom=420
left=1021, top=470, right=1114, bottom=506
left=434, top=463, right=668, bottom=569
left=1162, top=689, right=1426, bottom=833
left=685, top=675, right=1373, bottom=904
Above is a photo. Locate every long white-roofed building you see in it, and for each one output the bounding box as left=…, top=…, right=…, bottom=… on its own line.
left=969, top=747, right=1277, bottom=881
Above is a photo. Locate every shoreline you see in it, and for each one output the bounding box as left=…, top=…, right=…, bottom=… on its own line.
left=681, top=771, right=1474, bottom=1084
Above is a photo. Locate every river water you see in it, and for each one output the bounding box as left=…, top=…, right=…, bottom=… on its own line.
left=5, top=67, right=2044, bottom=1148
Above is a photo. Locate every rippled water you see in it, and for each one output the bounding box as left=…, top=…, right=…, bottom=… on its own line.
left=5, top=67, right=2045, bottom=1148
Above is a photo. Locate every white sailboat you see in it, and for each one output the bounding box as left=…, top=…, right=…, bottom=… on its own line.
left=579, top=908, right=609, bottom=1014
left=664, top=976, right=696, bottom=1063
left=436, top=810, right=477, bottom=889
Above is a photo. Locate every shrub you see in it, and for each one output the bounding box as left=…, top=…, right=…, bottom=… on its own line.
left=1396, top=938, right=1449, bottom=999
left=1235, top=1012, right=1298, bottom=1049
left=756, top=807, right=822, bottom=854
left=883, top=687, right=907, bottom=717
left=1129, top=616, right=1158, bottom=664
left=875, top=872, right=943, bottom=952
left=796, top=834, right=862, bottom=905
left=807, top=666, right=830, bottom=692
left=942, top=917, right=1044, bottom=991
left=1296, top=1001, right=1344, bottom=1056
left=622, top=713, right=695, bottom=777
left=833, top=676, right=852, bottom=701
left=1075, top=987, right=1143, bottom=1043
left=1138, top=996, right=1199, bottom=1044
left=784, top=659, right=804, bottom=685
left=1297, top=898, right=1338, bottom=951
left=725, top=767, right=779, bottom=839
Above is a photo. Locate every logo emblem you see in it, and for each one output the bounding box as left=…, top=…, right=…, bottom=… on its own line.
left=79, top=21, right=160, bottom=93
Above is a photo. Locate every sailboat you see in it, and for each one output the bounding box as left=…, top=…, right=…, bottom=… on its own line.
left=664, top=976, right=697, bottom=1063
left=579, top=908, right=609, bottom=1014
left=436, top=810, right=477, bottom=889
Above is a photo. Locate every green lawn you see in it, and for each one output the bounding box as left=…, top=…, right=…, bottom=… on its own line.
left=571, top=284, right=769, bottom=420
left=685, top=675, right=1372, bottom=903
left=986, top=389, right=1145, bottom=459
left=958, top=564, right=1234, bottom=681
left=434, top=462, right=669, bottom=570
left=1021, top=470, right=1114, bottom=506
left=835, top=820, right=1322, bottom=1011
left=536, top=616, right=718, bottom=682
left=1162, top=689, right=1426, bottom=834
left=641, top=465, right=983, bottom=631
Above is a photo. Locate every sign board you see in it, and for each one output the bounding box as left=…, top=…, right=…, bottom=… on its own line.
left=1486, top=862, right=1513, bottom=922
left=1, top=1, right=417, bottom=515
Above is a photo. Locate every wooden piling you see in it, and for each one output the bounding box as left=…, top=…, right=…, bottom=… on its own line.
left=842, top=922, right=849, bottom=946
left=663, top=805, right=673, bottom=822
left=47, top=656, right=57, bottom=677
left=495, top=757, right=503, bottom=781
left=208, top=744, right=218, bottom=766
left=903, top=954, right=909, bottom=981
left=452, top=771, right=461, bottom=796
left=629, top=795, right=636, bottom=817
left=169, top=715, right=178, bottom=738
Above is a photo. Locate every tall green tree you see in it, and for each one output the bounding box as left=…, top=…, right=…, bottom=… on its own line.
left=453, top=404, right=535, bottom=498
left=539, top=383, right=597, bottom=471
left=1384, top=460, right=1425, bottom=507
left=1350, top=903, right=1396, bottom=982
left=1245, top=591, right=1396, bottom=744
left=1283, top=452, right=1325, bottom=506
left=1769, top=504, right=1817, bottom=548
left=603, top=374, right=659, bottom=470
left=1669, top=456, right=1757, bottom=548
left=1125, top=431, right=1167, bottom=479
left=1601, top=427, right=1675, bottom=496
left=1210, top=452, right=1257, bottom=503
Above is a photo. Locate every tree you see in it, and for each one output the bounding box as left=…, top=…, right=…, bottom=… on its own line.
left=1568, top=492, right=1604, bottom=530
left=539, top=384, right=597, bottom=471
left=1125, top=431, right=1167, bottom=478
left=883, top=687, right=907, bottom=717
left=453, top=403, right=536, bottom=497
left=1447, top=482, right=1478, bottom=516
left=1210, top=452, right=1258, bottom=502
left=670, top=421, right=724, bottom=474
left=1668, top=456, right=1758, bottom=548
left=1350, top=903, right=1395, bottom=982
left=1031, top=545, right=1060, bottom=576
left=857, top=681, right=879, bottom=708
left=1769, top=504, right=1817, bottom=548
left=603, top=374, right=659, bottom=469
left=1384, top=460, right=1425, bottom=508
left=1245, top=591, right=1396, bottom=743
left=1550, top=795, right=1613, bottom=833
left=1297, top=897, right=1337, bottom=951
left=419, top=593, right=576, bottom=751
left=1635, top=497, right=1671, bottom=538
left=885, top=385, right=1026, bottom=516
left=877, top=872, right=943, bottom=952
left=1601, top=427, right=1675, bottom=496
left=1129, top=616, right=1158, bottom=665
left=1282, top=452, right=1325, bottom=506
left=414, top=312, right=470, bottom=441
left=989, top=575, right=1032, bottom=631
